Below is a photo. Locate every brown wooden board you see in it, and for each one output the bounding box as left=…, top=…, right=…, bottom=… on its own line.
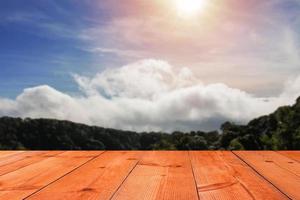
left=0, top=151, right=24, bottom=159
left=111, top=151, right=199, bottom=200
left=0, top=151, right=103, bottom=200
left=278, top=151, right=300, bottom=163
left=189, top=151, right=287, bottom=200
left=0, top=151, right=63, bottom=176
left=26, top=151, right=141, bottom=200
left=234, top=151, right=300, bottom=200
left=0, top=151, right=298, bottom=200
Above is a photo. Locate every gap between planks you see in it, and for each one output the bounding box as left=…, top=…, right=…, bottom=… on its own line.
left=232, top=151, right=292, bottom=200
left=23, top=151, right=106, bottom=200
left=0, top=151, right=64, bottom=177
left=188, top=151, right=200, bottom=200
left=0, top=151, right=297, bottom=200
left=108, top=154, right=141, bottom=200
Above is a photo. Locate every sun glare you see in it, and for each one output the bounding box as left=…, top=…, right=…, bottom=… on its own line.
left=175, top=0, right=206, bottom=17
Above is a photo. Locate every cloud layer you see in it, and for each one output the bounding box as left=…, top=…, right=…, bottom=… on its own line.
left=1, top=59, right=300, bottom=132
left=80, top=0, right=300, bottom=96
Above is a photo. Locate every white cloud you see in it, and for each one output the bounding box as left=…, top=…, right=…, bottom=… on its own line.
left=73, top=59, right=200, bottom=99
left=1, top=59, right=300, bottom=132
left=86, top=47, right=146, bottom=59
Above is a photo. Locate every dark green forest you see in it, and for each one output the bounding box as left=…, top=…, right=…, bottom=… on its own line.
left=1, top=97, right=300, bottom=150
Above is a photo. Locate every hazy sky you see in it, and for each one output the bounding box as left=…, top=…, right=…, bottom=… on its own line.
left=1, top=0, right=300, bottom=131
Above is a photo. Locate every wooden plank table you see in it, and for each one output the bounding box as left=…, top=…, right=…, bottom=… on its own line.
left=0, top=151, right=298, bottom=200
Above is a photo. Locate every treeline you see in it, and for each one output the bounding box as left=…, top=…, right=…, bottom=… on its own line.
left=0, top=117, right=219, bottom=150
left=220, top=96, right=300, bottom=150
left=1, top=97, right=300, bottom=150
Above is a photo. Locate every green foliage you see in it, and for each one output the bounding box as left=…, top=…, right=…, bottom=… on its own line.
left=0, top=117, right=216, bottom=150
left=228, top=138, right=244, bottom=150
left=152, top=139, right=176, bottom=150
left=219, top=97, right=300, bottom=150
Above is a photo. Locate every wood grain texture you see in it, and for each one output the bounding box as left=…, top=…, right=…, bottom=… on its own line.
left=278, top=151, right=300, bottom=163
left=111, top=151, right=199, bottom=200
left=0, top=151, right=24, bottom=159
left=189, top=151, right=287, bottom=200
left=26, top=151, right=141, bottom=200
left=0, top=151, right=298, bottom=200
left=0, top=151, right=63, bottom=176
left=0, top=151, right=103, bottom=200
left=234, top=151, right=300, bottom=200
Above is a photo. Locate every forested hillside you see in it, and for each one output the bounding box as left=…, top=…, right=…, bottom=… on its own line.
left=220, top=97, right=300, bottom=150
left=1, top=97, right=300, bottom=150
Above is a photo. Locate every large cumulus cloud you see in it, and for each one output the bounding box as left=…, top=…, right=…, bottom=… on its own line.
left=1, top=59, right=300, bottom=132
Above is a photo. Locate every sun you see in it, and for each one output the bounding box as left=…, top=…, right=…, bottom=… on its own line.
left=175, top=0, right=206, bottom=17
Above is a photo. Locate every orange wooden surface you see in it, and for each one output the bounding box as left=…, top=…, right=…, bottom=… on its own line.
left=27, top=151, right=141, bottom=200
left=189, top=151, right=287, bottom=200
left=0, top=151, right=298, bottom=200
left=0, top=151, right=63, bottom=176
left=0, top=151, right=23, bottom=156
left=0, top=151, right=24, bottom=159
left=278, top=151, right=300, bottom=163
left=0, top=151, right=102, bottom=200
left=234, top=151, right=300, bottom=200
left=111, top=151, right=198, bottom=200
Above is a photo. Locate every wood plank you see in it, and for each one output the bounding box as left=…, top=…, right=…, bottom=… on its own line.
left=0, top=151, right=24, bottom=159
left=111, top=151, right=198, bottom=200
left=234, top=151, right=300, bottom=200
left=0, top=151, right=23, bottom=156
left=26, top=151, right=141, bottom=200
left=278, top=151, right=300, bottom=163
left=189, top=151, right=287, bottom=200
left=0, top=151, right=63, bottom=176
left=0, top=151, right=103, bottom=200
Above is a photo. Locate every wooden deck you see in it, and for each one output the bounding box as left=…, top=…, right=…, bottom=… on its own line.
left=0, top=151, right=299, bottom=200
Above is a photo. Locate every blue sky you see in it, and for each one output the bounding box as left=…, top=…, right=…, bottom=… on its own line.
left=0, top=0, right=300, bottom=131
left=0, top=0, right=124, bottom=97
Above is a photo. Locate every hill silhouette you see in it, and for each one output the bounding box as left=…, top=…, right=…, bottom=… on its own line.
left=1, top=97, right=300, bottom=150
